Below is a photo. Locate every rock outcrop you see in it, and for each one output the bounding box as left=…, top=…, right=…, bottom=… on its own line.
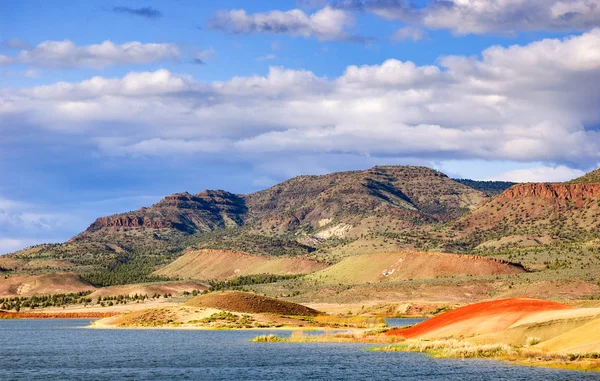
left=498, top=183, right=600, bottom=202
left=84, top=190, right=247, bottom=234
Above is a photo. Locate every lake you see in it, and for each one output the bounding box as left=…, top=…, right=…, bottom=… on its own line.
left=0, top=319, right=597, bottom=380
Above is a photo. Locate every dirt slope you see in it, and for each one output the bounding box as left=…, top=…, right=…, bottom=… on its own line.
left=386, top=298, right=573, bottom=339
left=311, top=251, right=524, bottom=284
left=88, top=281, right=208, bottom=299
left=185, top=291, right=320, bottom=316
left=154, top=249, right=328, bottom=280
left=0, top=273, right=95, bottom=297
left=537, top=317, right=600, bottom=353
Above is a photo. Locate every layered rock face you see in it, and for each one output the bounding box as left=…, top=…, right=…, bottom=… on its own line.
left=454, top=182, right=600, bottom=239
left=499, top=183, right=600, bottom=202
left=85, top=190, right=247, bottom=234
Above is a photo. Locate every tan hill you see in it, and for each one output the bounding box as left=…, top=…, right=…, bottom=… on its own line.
left=87, top=280, right=208, bottom=299
left=309, top=250, right=525, bottom=285
left=153, top=249, right=328, bottom=280
left=0, top=273, right=95, bottom=297
left=470, top=307, right=600, bottom=347
left=537, top=316, right=600, bottom=353
left=184, top=291, right=320, bottom=316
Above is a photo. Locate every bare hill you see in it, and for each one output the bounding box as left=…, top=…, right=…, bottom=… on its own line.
left=184, top=291, right=320, bottom=316
left=537, top=316, right=600, bottom=353
left=88, top=281, right=208, bottom=299
left=0, top=273, right=95, bottom=297
left=387, top=298, right=573, bottom=339
left=310, top=250, right=525, bottom=284
left=154, top=249, right=328, bottom=280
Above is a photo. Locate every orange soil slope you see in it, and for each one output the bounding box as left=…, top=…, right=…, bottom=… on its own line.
left=0, top=273, right=95, bottom=297
left=387, top=298, right=573, bottom=339
left=185, top=291, right=321, bottom=316
left=154, top=249, right=328, bottom=280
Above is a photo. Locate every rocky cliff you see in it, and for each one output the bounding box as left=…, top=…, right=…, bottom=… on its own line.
left=84, top=190, right=246, bottom=234
left=498, top=183, right=600, bottom=202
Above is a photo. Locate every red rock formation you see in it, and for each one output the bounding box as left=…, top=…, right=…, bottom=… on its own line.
left=498, top=183, right=600, bottom=201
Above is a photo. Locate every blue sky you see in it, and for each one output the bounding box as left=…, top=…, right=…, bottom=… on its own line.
left=1, top=0, right=600, bottom=253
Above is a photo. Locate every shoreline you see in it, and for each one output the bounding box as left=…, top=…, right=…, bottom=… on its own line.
left=250, top=331, right=600, bottom=372
left=0, top=311, right=118, bottom=319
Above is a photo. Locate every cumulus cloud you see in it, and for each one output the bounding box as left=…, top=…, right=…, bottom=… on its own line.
left=207, top=6, right=363, bottom=41
left=2, top=30, right=600, bottom=168
left=0, top=40, right=180, bottom=69
left=486, top=165, right=587, bottom=182
left=392, top=26, right=427, bottom=41
left=340, top=0, right=600, bottom=35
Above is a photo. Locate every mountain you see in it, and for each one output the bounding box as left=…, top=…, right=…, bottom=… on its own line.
left=245, top=166, right=486, bottom=231
left=445, top=181, right=600, bottom=254
left=3, top=166, right=487, bottom=286
left=8, top=165, right=600, bottom=291
left=4, top=165, right=600, bottom=302
left=82, top=190, right=246, bottom=235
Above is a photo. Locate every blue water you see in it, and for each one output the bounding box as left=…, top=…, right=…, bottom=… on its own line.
left=386, top=317, right=427, bottom=327
left=0, top=319, right=597, bottom=380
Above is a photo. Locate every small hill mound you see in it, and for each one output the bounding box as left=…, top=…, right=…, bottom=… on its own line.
left=537, top=317, right=600, bottom=353
left=311, top=251, right=524, bottom=284
left=154, top=249, right=328, bottom=280
left=387, top=298, right=573, bottom=339
left=468, top=307, right=600, bottom=347
left=88, top=281, right=208, bottom=299
left=568, top=168, right=600, bottom=184
left=184, top=291, right=320, bottom=316
left=0, top=273, right=95, bottom=297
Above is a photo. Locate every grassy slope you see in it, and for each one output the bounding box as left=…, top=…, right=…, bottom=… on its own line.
left=308, top=251, right=524, bottom=285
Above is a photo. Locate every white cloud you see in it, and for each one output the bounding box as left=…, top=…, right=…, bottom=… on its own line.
left=392, top=26, right=427, bottom=41
left=348, top=0, right=600, bottom=35
left=208, top=6, right=360, bottom=41
left=0, top=40, right=180, bottom=69
left=257, top=54, right=277, bottom=61
left=2, top=30, right=600, bottom=168
left=486, top=165, right=586, bottom=182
